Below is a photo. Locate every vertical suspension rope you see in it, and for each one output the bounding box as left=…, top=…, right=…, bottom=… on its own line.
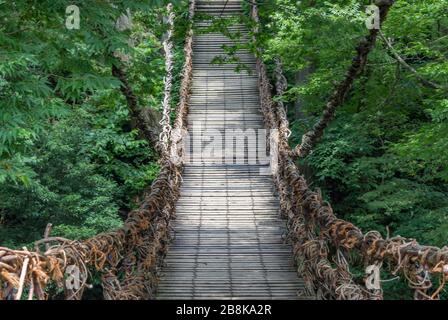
left=170, top=0, right=196, bottom=163
left=159, top=3, right=176, bottom=159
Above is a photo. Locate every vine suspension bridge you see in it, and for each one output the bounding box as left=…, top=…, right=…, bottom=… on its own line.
left=0, top=0, right=447, bottom=300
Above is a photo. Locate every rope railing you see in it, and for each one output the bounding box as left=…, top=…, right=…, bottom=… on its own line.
left=0, top=0, right=196, bottom=300
left=169, top=0, right=196, bottom=165
left=249, top=0, right=448, bottom=300
left=1, top=0, right=447, bottom=301
left=158, top=4, right=176, bottom=159
left=273, top=61, right=371, bottom=299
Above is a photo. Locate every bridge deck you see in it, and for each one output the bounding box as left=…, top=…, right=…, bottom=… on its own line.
left=157, top=0, right=307, bottom=300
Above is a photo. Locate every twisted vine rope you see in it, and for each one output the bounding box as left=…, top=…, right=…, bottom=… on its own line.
left=158, top=4, right=176, bottom=158
left=167, top=0, right=196, bottom=165
left=0, top=0, right=196, bottom=300
left=293, top=0, right=395, bottom=159
left=250, top=0, right=448, bottom=300
left=1, top=0, right=446, bottom=301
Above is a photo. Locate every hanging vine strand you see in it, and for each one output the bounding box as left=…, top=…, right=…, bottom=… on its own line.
left=293, top=0, right=395, bottom=159
left=158, top=4, right=176, bottom=159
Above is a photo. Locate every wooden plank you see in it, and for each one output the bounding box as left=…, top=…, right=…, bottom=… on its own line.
left=156, top=0, right=310, bottom=301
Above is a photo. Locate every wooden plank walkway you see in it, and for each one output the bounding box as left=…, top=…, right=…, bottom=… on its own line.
left=157, top=0, right=307, bottom=300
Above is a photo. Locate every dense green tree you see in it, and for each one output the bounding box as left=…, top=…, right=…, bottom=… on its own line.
left=257, top=0, right=447, bottom=298
left=0, top=0, right=188, bottom=246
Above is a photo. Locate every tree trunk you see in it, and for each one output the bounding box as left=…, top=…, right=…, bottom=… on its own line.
left=112, top=64, right=161, bottom=147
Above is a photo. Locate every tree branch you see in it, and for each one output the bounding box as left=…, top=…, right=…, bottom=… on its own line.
left=379, top=30, right=446, bottom=90
left=294, top=0, right=395, bottom=158
left=112, top=63, right=161, bottom=148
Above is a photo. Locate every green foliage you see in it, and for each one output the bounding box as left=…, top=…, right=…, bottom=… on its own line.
left=0, top=0, right=185, bottom=183
left=0, top=103, right=158, bottom=247
left=0, top=1, right=190, bottom=246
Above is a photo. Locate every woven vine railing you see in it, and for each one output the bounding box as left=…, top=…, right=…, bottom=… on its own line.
left=250, top=0, right=448, bottom=300
left=1, top=0, right=447, bottom=301
left=0, top=1, right=196, bottom=300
